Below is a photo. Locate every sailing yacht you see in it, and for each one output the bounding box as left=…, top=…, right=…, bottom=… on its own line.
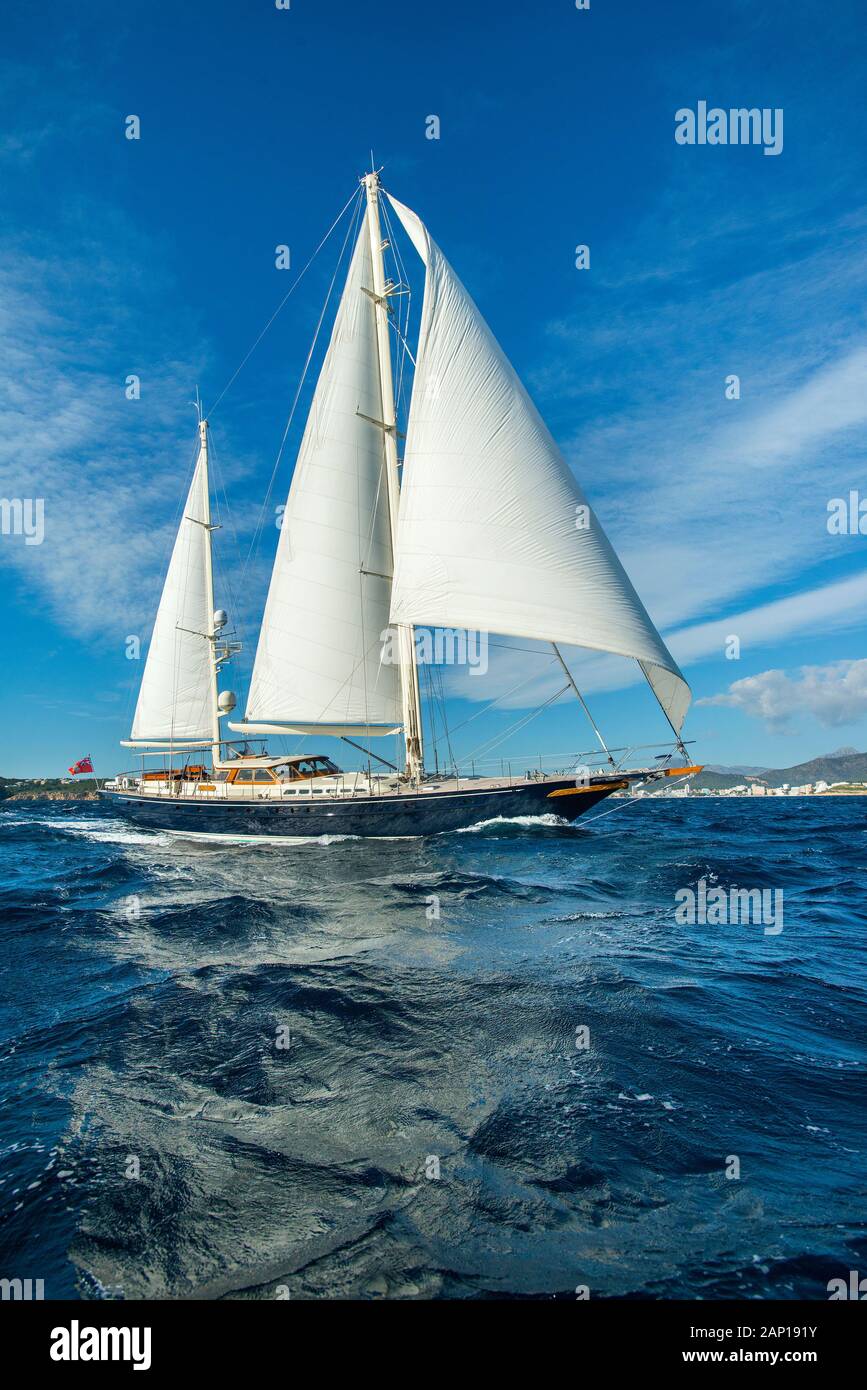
left=102, top=171, right=700, bottom=839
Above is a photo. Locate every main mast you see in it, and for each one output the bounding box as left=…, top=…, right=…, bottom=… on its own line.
left=363, top=170, right=424, bottom=781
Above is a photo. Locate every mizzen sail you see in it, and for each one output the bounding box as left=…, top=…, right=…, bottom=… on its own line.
left=128, top=443, right=215, bottom=744
left=386, top=194, right=691, bottom=734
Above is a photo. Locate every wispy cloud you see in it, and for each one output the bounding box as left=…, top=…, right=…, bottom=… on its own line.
left=0, top=243, right=200, bottom=638
left=525, top=191, right=867, bottom=658
left=0, top=231, right=267, bottom=646
left=668, top=571, right=867, bottom=665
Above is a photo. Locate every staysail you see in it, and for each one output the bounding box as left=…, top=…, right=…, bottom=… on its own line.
left=234, top=221, right=401, bottom=738
left=386, top=194, right=691, bottom=734
left=127, top=442, right=215, bottom=745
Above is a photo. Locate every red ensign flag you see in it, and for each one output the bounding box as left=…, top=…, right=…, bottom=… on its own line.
left=68, top=756, right=94, bottom=776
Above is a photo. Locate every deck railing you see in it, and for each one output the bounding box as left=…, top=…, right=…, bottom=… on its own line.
left=108, top=740, right=691, bottom=800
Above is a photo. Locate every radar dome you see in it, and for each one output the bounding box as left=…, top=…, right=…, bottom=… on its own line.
left=213, top=609, right=228, bottom=629
left=217, top=690, right=237, bottom=714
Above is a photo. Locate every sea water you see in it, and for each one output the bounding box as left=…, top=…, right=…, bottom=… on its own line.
left=1, top=796, right=865, bottom=1299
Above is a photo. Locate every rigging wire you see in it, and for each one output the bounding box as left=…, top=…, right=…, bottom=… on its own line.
left=428, top=658, right=562, bottom=750
left=430, top=660, right=457, bottom=772
left=390, top=318, right=417, bottom=371
left=579, top=769, right=697, bottom=827
left=460, top=684, right=572, bottom=766
left=240, top=189, right=364, bottom=590
left=205, top=183, right=363, bottom=421
left=380, top=197, right=416, bottom=398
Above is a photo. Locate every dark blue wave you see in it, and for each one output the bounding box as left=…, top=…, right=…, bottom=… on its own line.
left=1, top=796, right=865, bottom=1300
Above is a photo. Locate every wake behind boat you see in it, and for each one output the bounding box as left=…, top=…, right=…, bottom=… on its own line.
left=102, top=170, right=701, bottom=839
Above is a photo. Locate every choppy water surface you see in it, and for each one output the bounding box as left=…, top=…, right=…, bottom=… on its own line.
left=1, top=796, right=865, bottom=1299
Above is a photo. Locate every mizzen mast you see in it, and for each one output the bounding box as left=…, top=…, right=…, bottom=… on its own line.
left=363, top=169, right=424, bottom=781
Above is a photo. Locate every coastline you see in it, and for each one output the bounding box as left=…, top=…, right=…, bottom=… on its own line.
left=0, top=790, right=100, bottom=802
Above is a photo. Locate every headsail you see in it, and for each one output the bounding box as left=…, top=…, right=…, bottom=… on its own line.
left=128, top=442, right=215, bottom=744
left=386, top=194, right=691, bottom=734
left=235, top=221, right=402, bottom=739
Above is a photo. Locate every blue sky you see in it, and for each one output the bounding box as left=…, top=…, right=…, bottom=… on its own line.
left=1, top=0, right=866, bottom=778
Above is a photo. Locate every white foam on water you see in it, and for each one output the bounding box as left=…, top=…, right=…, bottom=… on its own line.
left=19, top=816, right=172, bottom=848
left=12, top=812, right=419, bottom=849
left=159, top=829, right=417, bottom=846
left=7, top=806, right=571, bottom=847
left=453, top=812, right=570, bottom=834
left=161, top=829, right=365, bottom=847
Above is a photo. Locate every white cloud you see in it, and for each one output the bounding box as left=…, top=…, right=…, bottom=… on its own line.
left=698, top=660, right=867, bottom=730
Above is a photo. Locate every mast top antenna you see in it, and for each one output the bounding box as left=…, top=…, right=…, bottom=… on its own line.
left=361, top=154, right=384, bottom=190
left=191, top=388, right=208, bottom=441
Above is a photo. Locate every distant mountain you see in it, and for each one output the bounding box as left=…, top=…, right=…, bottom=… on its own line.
left=692, top=750, right=867, bottom=791
left=703, top=764, right=770, bottom=775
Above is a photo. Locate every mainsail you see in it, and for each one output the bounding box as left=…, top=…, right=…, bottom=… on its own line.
left=128, top=441, right=215, bottom=745
left=236, top=221, right=402, bottom=738
left=385, top=194, right=691, bottom=734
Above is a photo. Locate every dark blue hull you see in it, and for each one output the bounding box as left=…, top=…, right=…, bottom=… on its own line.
left=100, top=777, right=621, bottom=839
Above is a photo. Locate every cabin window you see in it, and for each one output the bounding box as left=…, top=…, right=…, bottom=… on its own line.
left=292, top=757, right=339, bottom=777
left=233, top=768, right=276, bottom=784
